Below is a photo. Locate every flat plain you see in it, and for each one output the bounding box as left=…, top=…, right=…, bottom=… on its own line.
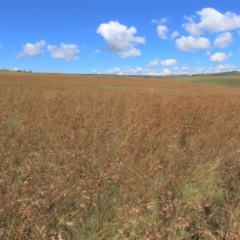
left=1, top=71, right=240, bottom=239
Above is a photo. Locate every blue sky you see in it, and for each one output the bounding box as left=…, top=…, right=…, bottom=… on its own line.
left=1, top=0, right=240, bottom=75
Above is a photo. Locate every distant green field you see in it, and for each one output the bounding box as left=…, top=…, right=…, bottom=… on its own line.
left=147, top=71, right=240, bottom=88
left=189, top=72, right=240, bottom=88
left=193, top=78, right=240, bottom=87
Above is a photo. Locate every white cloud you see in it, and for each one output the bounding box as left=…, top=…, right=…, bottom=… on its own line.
left=171, top=31, right=179, bottom=38
left=214, top=32, right=232, bottom=48
left=106, top=67, right=122, bottom=75
left=206, top=51, right=211, bottom=55
left=215, top=64, right=235, bottom=72
left=17, top=40, right=46, bottom=58
left=106, top=67, right=143, bottom=75
left=160, top=59, right=177, bottom=66
left=105, top=65, right=196, bottom=76
left=210, top=64, right=236, bottom=73
left=93, top=70, right=101, bottom=74
left=105, top=67, right=173, bottom=76
left=97, top=21, right=145, bottom=58
left=172, top=66, right=190, bottom=75
left=147, top=59, right=159, bottom=67
left=161, top=17, right=169, bottom=23
left=194, top=67, right=206, bottom=74
left=192, top=64, right=238, bottom=74
left=182, top=66, right=189, bottom=70
left=209, top=52, right=230, bottom=62
left=157, top=25, right=168, bottom=39
left=119, top=48, right=141, bottom=58
left=161, top=68, right=171, bottom=75
left=217, top=64, right=234, bottom=70
left=0, top=44, right=3, bottom=50
left=13, top=68, right=20, bottom=71
left=148, top=58, right=177, bottom=68
left=194, top=64, right=239, bottom=74
left=183, top=8, right=240, bottom=36
left=176, top=35, right=210, bottom=51
left=127, top=67, right=143, bottom=74
left=151, top=19, right=158, bottom=24
left=47, top=43, right=79, bottom=61
left=151, top=17, right=169, bottom=24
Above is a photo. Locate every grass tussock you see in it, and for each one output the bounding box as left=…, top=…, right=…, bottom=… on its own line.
left=1, top=83, right=240, bottom=239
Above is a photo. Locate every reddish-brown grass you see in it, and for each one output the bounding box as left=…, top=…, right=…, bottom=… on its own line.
left=0, top=72, right=240, bottom=239
left=1, top=71, right=239, bottom=94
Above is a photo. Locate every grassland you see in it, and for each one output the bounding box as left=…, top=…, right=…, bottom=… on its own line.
left=1, top=71, right=240, bottom=239
left=189, top=72, right=240, bottom=88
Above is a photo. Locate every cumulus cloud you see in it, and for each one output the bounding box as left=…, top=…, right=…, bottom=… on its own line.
left=161, top=68, right=171, bottom=75
left=192, top=64, right=238, bottom=74
left=183, top=8, right=240, bottom=36
left=47, top=43, right=79, bottom=61
left=157, top=25, right=168, bottom=39
left=147, top=58, right=177, bottom=67
left=119, top=48, right=141, bottom=58
left=182, top=66, right=189, bottom=70
left=151, top=17, right=169, bottom=24
left=209, top=52, right=230, bottom=62
left=105, top=67, right=173, bottom=76
left=160, top=59, right=177, bottom=66
left=147, top=59, right=159, bottom=67
left=215, top=64, right=235, bottom=72
left=106, top=67, right=122, bottom=75
left=172, top=65, right=189, bottom=74
left=97, top=21, right=145, bottom=58
left=194, top=67, right=206, bottom=74
left=206, top=64, right=237, bottom=73
left=217, top=64, right=235, bottom=71
left=105, top=66, right=196, bottom=76
left=106, top=67, right=146, bottom=75
left=176, top=35, right=210, bottom=51
left=151, top=19, right=158, bottom=24
left=93, top=70, right=101, bottom=74
left=171, top=31, right=179, bottom=38
left=17, top=40, right=46, bottom=58
left=214, top=32, right=232, bottom=48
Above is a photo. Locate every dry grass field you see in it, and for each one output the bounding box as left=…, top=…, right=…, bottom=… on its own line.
left=1, top=71, right=240, bottom=239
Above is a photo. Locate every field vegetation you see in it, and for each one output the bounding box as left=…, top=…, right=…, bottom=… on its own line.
left=1, top=71, right=240, bottom=239
left=190, top=72, right=240, bottom=88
